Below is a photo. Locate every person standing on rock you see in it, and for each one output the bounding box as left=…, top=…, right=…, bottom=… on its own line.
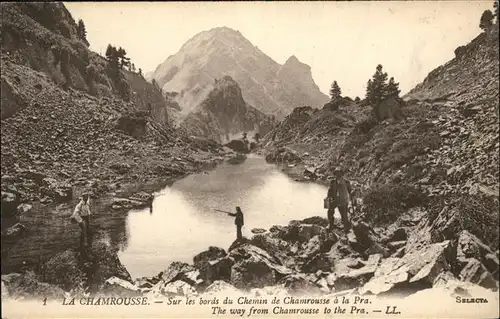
left=71, top=193, right=92, bottom=251
left=227, top=206, right=244, bottom=240
left=326, top=169, right=353, bottom=233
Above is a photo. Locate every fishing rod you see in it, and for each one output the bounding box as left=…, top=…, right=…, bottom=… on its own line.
left=214, top=209, right=232, bottom=214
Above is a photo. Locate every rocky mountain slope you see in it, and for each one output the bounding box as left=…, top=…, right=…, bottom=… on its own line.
left=148, top=27, right=329, bottom=120
left=262, top=21, right=499, bottom=269
left=182, top=76, right=274, bottom=143
left=264, top=22, right=498, bottom=196
left=0, top=2, right=226, bottom=215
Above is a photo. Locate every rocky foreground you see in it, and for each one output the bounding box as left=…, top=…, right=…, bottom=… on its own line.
left=3, top=207, right=498, bottom=303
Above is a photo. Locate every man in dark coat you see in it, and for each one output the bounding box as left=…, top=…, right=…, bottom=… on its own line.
left=326, top=169, right=353, bottom=233
left=228, top=206, right=244, bottom=240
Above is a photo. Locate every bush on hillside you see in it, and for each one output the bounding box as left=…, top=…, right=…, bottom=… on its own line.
left=362, top=182, right=428, bottom=226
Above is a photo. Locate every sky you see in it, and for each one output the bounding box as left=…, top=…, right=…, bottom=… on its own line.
left=65, top=1, right=492, bottom=98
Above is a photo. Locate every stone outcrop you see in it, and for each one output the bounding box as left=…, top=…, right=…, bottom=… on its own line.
left=182, top=76, right=272, bottom=143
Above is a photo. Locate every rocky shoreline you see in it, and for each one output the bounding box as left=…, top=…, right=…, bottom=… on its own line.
left=3, top=200, right=499, bottom=302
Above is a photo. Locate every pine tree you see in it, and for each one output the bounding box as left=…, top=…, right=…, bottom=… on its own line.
left=480, top=10, right=494, bottom=30
left=366, top=64, right=388, bottom=106
left=105, top=44, right=119, bottom=72
left=329, top=81, right=342, bottom=100
left=77, top=19, right=87, bottom=42
left=116, top=47, right=130, bottom=70
left=386, top=77, right=401, bottom=98
left=105, top=44, right=113, bottom=60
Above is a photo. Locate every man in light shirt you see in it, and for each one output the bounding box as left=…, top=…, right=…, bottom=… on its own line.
left=71, top=193, right=92, bottom=250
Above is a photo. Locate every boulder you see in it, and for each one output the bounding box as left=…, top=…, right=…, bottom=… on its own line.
left=100, top=277, right=140, bottom=297
left=251, top=228, right=267, bottom=234
left=387, top=241, right=407, bottom=251
left=269, top=225, right=288, bottom=239
left=197, top=257, right=233, bottom=289
left=458, top=258, right=498, bottom=290
left=332, top=254, right=382, bottom=292
left=457, top=230, right=494, bottom=261
left=1, top=191, right=20, bottom=216
left=161, top=262, right=195, bottom=284
left=360, top=241, right=453, bottom=295
left=301, top=235, right=321, bottom=259
left=162, top=280, right=197, bottom=297
left=229, top=244, right=293, bottom=289
left=301, top=253, right=332, bottom=273
left=297, top=224, right=324, bottom=243
left=327, top=238, right=361, bottom=263
left=484, top=254, right=499, bottom=279
left=193, top=247, right=227, bottom=267
left=16, top=203, right=32, bottom=215
left=250, top=233, right=295, bottom=268
left=41, top=249, right=86, bottom=291
left=385, top=227, right=408, bottom=242
left=1, top=272, right=65, bottom=300
left=87, top=240, right=132, bottom=288
left=359, top=258, right=409, bottom=295
left=2, top=223, right=28, bottom=239
left=228, top=237, right=250, bottom=252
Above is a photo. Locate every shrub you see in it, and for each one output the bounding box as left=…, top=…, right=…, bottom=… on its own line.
left=362, top=182, right=428, bottom=226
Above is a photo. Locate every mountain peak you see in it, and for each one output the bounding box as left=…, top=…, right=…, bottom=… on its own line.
left=151, top=27, right=329, bottom=119
left=208, top=26, right=240, bottom=35
left=285, top=55, right=300, bottom=64
left=283, top=55, right=310, bottom=71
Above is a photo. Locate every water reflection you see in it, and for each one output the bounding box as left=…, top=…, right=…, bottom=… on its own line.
left=119, top=157, right=328, bottom=279
left=1, top=157, right=330, bottom=278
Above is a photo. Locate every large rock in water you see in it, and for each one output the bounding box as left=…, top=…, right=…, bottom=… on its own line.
left=229, top=244, right=293, bottom=289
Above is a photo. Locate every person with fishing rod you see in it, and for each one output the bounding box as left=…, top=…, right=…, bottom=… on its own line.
left=215, top=206, right=244, bottom=240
